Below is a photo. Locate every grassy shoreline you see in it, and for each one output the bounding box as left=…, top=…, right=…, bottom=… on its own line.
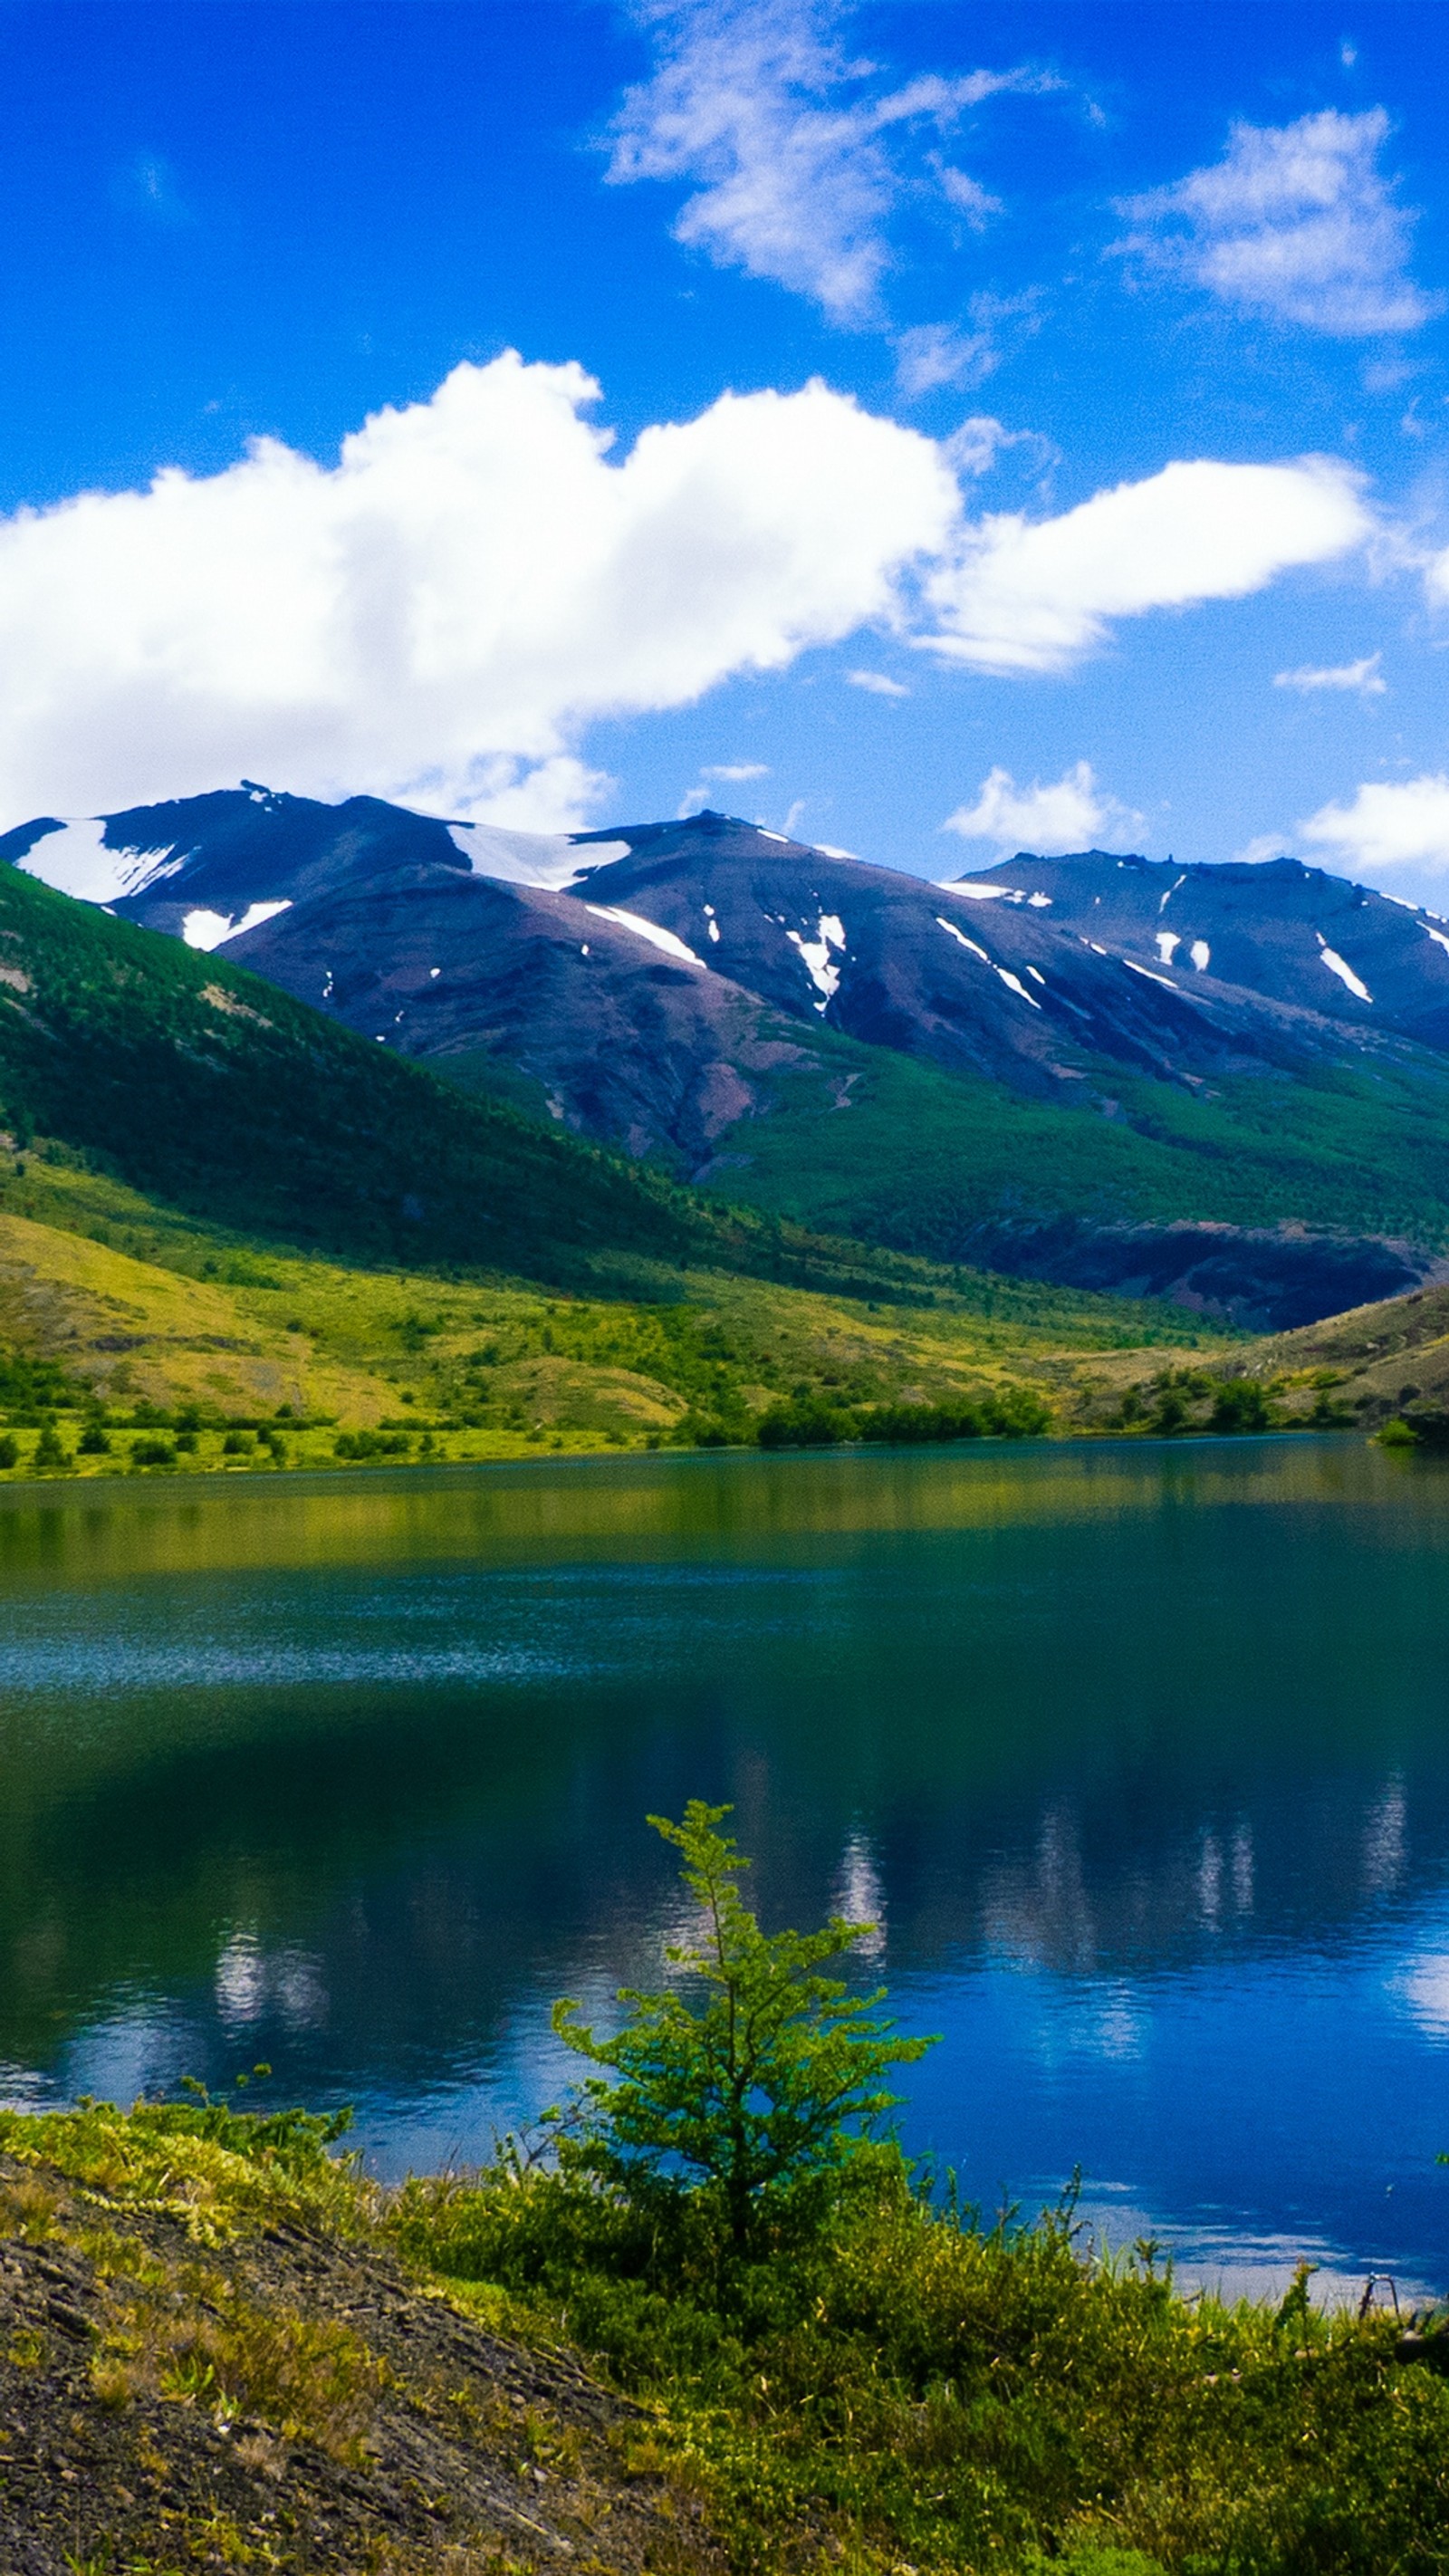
left=1, top=2097, right=1446, bottom=2574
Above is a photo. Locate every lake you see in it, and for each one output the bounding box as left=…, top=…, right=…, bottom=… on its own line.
left=2, top=1435, right=1447, bottom=2305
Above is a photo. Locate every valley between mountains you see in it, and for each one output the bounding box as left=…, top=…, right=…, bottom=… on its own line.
left=4, top=783, right=1449, bottom=1476
left=10, top=788, right=1449, bottom=1331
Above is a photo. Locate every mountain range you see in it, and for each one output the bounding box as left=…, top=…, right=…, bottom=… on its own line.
left=7, top=788, right=1449, bottom=1326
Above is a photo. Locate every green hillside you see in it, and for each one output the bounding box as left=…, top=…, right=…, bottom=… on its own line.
left=0, top=860, right=702, bottom=1283
left=682, top=1018, right=1449, bottom=1255
left=0, top=865, right=1224, bottom=1323
left=0, top=1146, right=1223, bottom=1481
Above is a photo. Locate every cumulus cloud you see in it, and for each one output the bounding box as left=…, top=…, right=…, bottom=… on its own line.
left=942, top=760, right=1131, bottom=854
left=0, top=351, right=957, bottom=827
left=921, top=457, right=1370, bottom=672
left=1299, top=774, right=1449, bottom=876
left=607, top=0, right=1053, bottom=324
left=0, top=349, right=1389, bottom=829
left=1118, top=109, right=1438, bottom=337
left=1274, top=651, right=1385, bottom=695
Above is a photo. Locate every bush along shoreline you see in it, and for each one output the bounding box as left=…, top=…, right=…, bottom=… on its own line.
left=0, top=1373, right=1392, bottom=1480
left=4, top=1804, right=1449, bottom=2573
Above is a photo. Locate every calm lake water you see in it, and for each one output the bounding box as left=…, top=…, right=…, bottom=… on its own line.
left=2, top=1436, right=1447, bottom=2303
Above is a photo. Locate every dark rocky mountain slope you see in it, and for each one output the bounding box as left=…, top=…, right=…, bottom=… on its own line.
left=8, top=788, right=1449, bottom=1325
left=960, top=846, right=1449, bottom=1051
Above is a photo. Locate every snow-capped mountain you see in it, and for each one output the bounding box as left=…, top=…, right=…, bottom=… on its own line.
left=11, top=790, right=1448, bottom=1109
left=7, top=784, right=1449, bottom=1324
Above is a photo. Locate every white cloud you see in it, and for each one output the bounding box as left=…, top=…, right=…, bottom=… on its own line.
left=1274, top=651, right=1385, bottom=695
left=462, top=756, right=617, bottom=835
left=0, top=350, right=1388, bottom=831
left=1119, top=108, right=1438, bottom=337
left=1299, top=774, right=1449, bottom=876
left=933, top=162, right=1002, bottom=226
left=677, top=761, right=771, bottom=816
left=943, top=760, right=1131, bottom=854
left=1234, top=832, right=1289, bottom=865
left=607, top=0, right=1052, bottom=323
left=894, top=320, right=1000, bottom=397
left=847, top=668, right=909, bottom=696
left=941, top=414, right=1008, bottom=475
left=0, top=351, right=958, bottom=827
left=921, top=457, right=1371, bottom=673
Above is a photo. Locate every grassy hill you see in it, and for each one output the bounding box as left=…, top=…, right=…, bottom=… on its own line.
left=682, top=1016, right=1449, bottom=1256
left=0, top=858, right=1257, bottom=1481
left=0, top=1151, right=1225, bottom=1477
left=0, top=857, right=702, bottom=1283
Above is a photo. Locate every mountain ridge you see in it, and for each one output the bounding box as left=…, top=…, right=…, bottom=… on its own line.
left=8, top=787, right=1449, bottom=1326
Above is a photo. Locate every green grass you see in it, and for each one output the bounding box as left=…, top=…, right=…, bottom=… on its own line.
left=0, top=1139, right=1235, bottom=1482
left=0, top=856, right=698, bottom=1284
left=5, top=2098, right=1445, bottom=2573
left=0, top=862, right=1255, bottom=1333
left=681, top=1021, right=1449, bottom=1258
left=394, top=2146, right=1449, bottom=2575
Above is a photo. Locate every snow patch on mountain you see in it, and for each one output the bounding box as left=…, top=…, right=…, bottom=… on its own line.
left=16, top=818, right=170, bottom=905
left=447, top=822, right=630, bottom=889
left=1317, top=936, right=1372, bottom=1003
left=584, top=905, right=709, bottom=968
left=787, top=914, right=847, bottom=1009
left=936, top=915, right=990, bottom=963
left=183, top=899, right=293, bottom=952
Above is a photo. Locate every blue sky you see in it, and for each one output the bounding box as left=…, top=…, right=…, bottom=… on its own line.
left=1, top=0, right=1447, bottom=893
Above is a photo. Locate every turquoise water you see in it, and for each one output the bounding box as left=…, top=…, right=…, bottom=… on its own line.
left=2, top=1436, right=1447, bottom=2302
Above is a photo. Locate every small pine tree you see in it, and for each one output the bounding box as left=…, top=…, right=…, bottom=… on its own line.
left=552, top=1802, right=935, bottom=2258
left=33, top=1418, right=71, bottom=1474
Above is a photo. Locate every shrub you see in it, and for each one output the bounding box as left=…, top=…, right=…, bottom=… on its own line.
left=33, top=1419, right=71, bottom=1472
left=130, top=1437, right=176, bottom=1467
left=334, top=1428, right=411, bottom=1459
left=1209, top=1377, right=1272, bottom=1434
left=986, top=1381, right=1053, bottom=1437
left=859, top=1399, right=986, bottom=1444
left=77, top=1421, right=111, bottom=1455
left=552, top=1801, right=934, bottom=2261
left=0, top=1433, right=17, bottom=1470
left=756, top=1398, right=854, bottom=1448
left=222, top=1429, right=254, bottom=1455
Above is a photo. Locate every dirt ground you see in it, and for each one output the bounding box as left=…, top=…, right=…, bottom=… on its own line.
left=0, top=2150, right=720, bottom=2575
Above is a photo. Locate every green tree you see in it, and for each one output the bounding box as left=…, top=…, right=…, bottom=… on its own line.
left=1209, top=1377, right=1271, bottom=1434
left=33, top=1418, right=71, bottom=1473
left=552, top=1802, right=935, bottom=2259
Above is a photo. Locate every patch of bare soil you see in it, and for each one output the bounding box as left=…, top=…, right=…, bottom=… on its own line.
left=0, top=2154, right=720, bottom=2575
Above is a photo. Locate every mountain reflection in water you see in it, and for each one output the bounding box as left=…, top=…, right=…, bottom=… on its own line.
left=1, top=1438, right=1447, bottom=2301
